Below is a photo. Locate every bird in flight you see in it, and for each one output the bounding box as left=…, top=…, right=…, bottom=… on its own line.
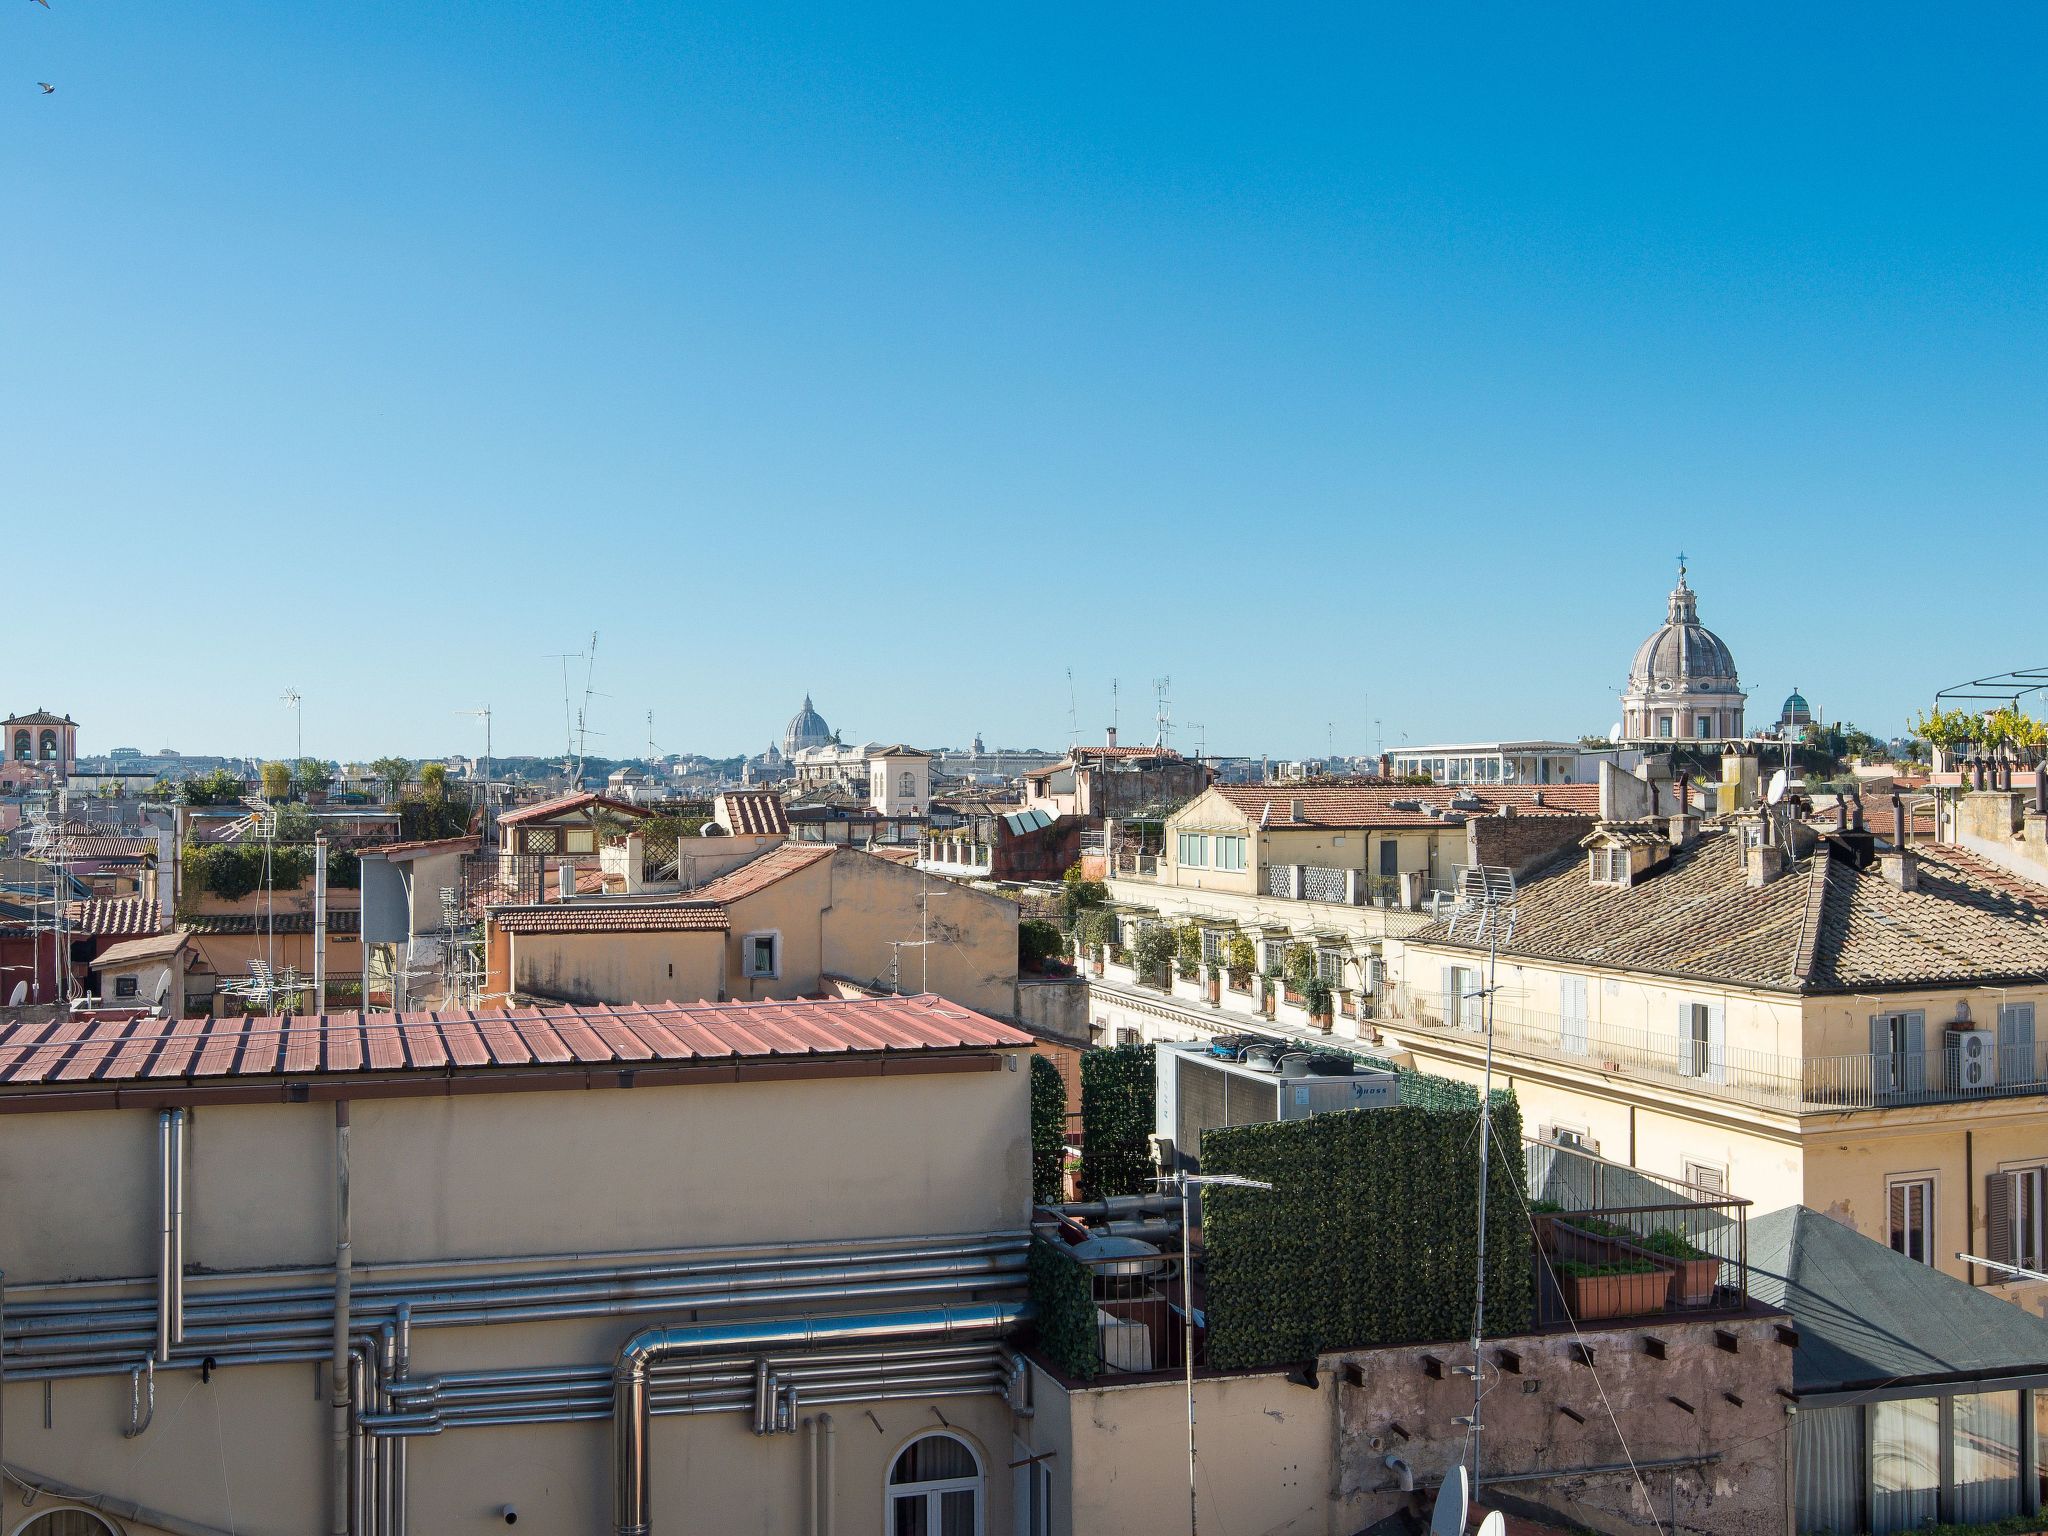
left=38, top=81, right=55, bottom=93
left=30, top=0, right=51, bottom=9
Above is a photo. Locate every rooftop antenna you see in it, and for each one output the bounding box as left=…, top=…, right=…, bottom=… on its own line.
left=459, top=706, right=494, bottom=840
left=646, top=709, right=659, bottom=763
left=1111, top=678, right=1120, bottom=737
left=1188, top=722, right=1206, bottom=765
left=545, top=649, right=584, bottom=777
left=1446, top=864, right=1518, bottom=1504
left=1153, top=675, right=1172, bottom=751
left=280, top=688, right=303, bottom=767
left=575, top=631, right=602, bottom=783
left=1066, top=668, right=1080, bottom=749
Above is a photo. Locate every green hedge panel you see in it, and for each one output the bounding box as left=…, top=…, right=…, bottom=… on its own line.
left=1029, top=1054, right=1068, bottom=1205
left=1079, top=1043, right=1155, bottom=1200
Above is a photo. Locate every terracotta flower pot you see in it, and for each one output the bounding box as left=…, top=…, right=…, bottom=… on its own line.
left=1564, top=1268, right=1667, bottom=1322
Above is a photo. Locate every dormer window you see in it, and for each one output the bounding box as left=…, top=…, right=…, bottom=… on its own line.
left=1590, top=847, right=1633, bottom=886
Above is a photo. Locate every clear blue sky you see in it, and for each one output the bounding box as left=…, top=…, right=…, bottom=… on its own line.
left=6, top=5, right=2043, bottom=764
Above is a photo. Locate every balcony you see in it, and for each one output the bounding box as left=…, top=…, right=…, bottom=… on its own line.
left=1525, top=1139, right=1750, bottom=1325
left=1398, top=1005, right=2048, bottom=1113
left=1114, top=851, right=1159, bottom=878
left=919, top=837, right=992, bottom=877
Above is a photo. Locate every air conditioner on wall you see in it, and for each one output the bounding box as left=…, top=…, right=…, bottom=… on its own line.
left=1949, top=1028, right=1998, bottom=1090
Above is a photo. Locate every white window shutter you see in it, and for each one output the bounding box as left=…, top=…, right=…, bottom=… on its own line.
left=1676, top=1004, right=1698, bottom=1077
left=1706, top=1002, right=1727, bottom=1084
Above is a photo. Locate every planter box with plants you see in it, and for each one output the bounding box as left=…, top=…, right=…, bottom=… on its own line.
left=1560, top=1260, right=1667, bottom=1322
left=1639, top=1227, right=1721, bottom=1305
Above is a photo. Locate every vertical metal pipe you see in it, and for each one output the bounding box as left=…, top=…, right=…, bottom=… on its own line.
left=314, top=835, right=329, bottom=1013
left=613, top=1351, right=651, bottom=1536
left=169, top=1108, right=186, bottom=1348
left=349, top=1349, right=370, bottom=1536
left=805, top=1414, right=819, bottom=1536
left=377, top=1324, right=396, bottom=1536
left=331, top=1102, right=353, bottom=1536
left=154, top=1109, right=173, bottom=1364
left=392, top=1304, right=411, bottom=1536
left=820, top=1411, right=836, bottom=1536
left=753, top=1358, right=771, bottom=1436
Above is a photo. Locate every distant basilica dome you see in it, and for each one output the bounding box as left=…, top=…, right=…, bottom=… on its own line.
left=1620, top=563, right=1746, bottom=743
left=1780, top=689, right=1813, bottom=728
left=782, top=694, right=833, bottom=758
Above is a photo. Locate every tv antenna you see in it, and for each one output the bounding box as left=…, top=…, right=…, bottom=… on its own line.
left=280, top=688, right=303, bottom=765
left=1110, top=678, right=1120, bottom=736
left=459, top=706, right=494, bottom=837
left=1446, top=865, right=1518, bottom=1502
left=544, top=648, right=584, bottom=775
left=1066, top=667, right=1080, bottom=748
left=575, top=631, right=602, bottom=782
left=1153, top=676, right=1172, bottom=750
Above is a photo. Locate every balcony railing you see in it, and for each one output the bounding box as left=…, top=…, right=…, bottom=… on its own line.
left=1030, top=1239, right=1194, bottom=1380
left=1400, top=1004, right=2048, bottom=1113
left=1524, top=1139, right=1750, bottom=1326
left=919, top=837, right=992, bottom=874
left=1115, top=852, right=1159, bottom=878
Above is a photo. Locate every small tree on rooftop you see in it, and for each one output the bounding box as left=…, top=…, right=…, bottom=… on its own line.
left=258, top=761, right=293, bottom=801
left=1174, top=922, right=1204, bottom=978
left=369, top=757, right=413, bottom=802
left=419, top=761, right=448, bottom=801
left=294, top=758, right=333, bottom=798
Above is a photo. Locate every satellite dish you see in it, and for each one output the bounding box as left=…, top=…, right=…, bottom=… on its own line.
left=1765, top=768, right=1789, bottom=805
left=1476, top=1514, right=1507, bottom=1536
left=1429, top=1464, right=1469, bottom=1536
left=152, top=973, right=172, bottom=1005
left=6, top=980, right=27, bottom=1006
left=1608, top=724, right=1622, bottom=744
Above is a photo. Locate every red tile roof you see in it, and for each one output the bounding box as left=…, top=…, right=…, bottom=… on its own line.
left=689, top=842, right=837, bottom=902
left=1208, top=782, right=1600, bottom=828
left=0, top=993, right=1029, bottom=1092
left=495, top=904, right=729, bottom=935
left=367, top=836, right=479, bottom=859
left=714, top=790, right=791, bottom=837
left=498, top=792, right=653, bottom=827
left=66, top=896, right=164, bottom=937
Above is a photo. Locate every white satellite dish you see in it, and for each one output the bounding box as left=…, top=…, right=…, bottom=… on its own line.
left=1429, top=1464, right=1469, bottom=1536
left=152, top=972, right=172, bottom=1005
left=1608, top=723, right=1622, bottom=744
left=6, top=980, right=27, bottom=1006
left=1765, top=768, right=1789, bottom=806
left=1476, top=1513, right=1506, bottom=1536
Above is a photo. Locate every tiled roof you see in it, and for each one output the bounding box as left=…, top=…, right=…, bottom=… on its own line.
left=1412, top=827, right=2048, bottom=993
left=366, top=836, right=478, bottom=859
left=1209, top=782, right=1600, bottom=829
left=867, top=846, right=919, bottom=864
left=0, top=993, right=1030, bottom=1092
left=689, top=842, right=837, bottom=902
left=43, top=835, right=155, bottom=861
left=66, top=896, right=164, bottom=937
left=495, top=903, right=729, bottom=935
left=183, top=910, right=362, bottom=936
left=498, top=792, right=653, bottom=827
left=714, top=790, right=790, bottom=837
left=92, top=931, right=191, bottom=968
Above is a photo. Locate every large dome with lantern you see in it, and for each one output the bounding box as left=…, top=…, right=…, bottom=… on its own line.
left=1620, top=564, right=1747, bottom=742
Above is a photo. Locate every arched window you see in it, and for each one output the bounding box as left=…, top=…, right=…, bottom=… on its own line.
left=899, top=771, right=914, bottom=798
left=40, top=729, right=59, bottom=760
left=15, top=1509, right=122, bottom=1536
left=887, top=1431, right=982, bottom=1535
left=11, top=729, right=28, bottom=761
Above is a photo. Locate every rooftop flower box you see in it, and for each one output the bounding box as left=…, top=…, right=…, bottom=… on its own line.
left=1560, top=1261, right=1666, bottom=1322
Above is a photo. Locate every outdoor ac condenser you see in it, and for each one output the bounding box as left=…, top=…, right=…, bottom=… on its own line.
left=1949, top=1028, right=1998, bottom=1090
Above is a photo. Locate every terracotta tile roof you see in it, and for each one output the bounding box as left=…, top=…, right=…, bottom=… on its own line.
left=43, top=835, right=155, bottom=861
left=1412, top=827, right=2048, bottom=993
left=366, top=836, right=479, bottom=859
left=0, top=993, right=1029, bottom=1092
left=92, top=931, right=191, bottom=968
left=1210, top=782, right=1600, bottom=829
left=866, top=846, right=919, bottom=864
left=183, top=910, right=361, bottom=936
left=497, top=792, right=653, bottom=827
left=66, top=896, right=164, bottom=937
left=545, top=865, right=607, bottom=898
left=495, top=904, right=729, bottom=935
left=714, top=790, right=790, bottom=837
left=689, top=842, right=837, bottom=902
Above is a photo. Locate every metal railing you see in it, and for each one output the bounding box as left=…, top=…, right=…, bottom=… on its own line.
left=1033, top=1243, right=1193, bottom=1378
left=1524, top=1139, right=1749, bottom=1326
left=1400, top=1003, right=2048, bottom=1113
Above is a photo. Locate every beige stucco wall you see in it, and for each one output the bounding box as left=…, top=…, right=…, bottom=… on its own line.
left=509, top=926, right=726, bottom=1006
left=0, top=1057, right=1030, bottom=1533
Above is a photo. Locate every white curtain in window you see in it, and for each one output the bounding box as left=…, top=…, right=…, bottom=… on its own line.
left=1793, top=1403, right=1862, bottom=1535
left=1870, top=1397, right=1940, bottom=1534
left=1952, top=1390, right=2022, bottom=1524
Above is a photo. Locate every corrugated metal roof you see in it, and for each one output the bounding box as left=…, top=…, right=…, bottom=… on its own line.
left=0, top=993, right=1029, bottom=1092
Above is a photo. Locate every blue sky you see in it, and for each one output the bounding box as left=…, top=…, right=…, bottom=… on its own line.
left=5, top=5, right=2042, bottom=763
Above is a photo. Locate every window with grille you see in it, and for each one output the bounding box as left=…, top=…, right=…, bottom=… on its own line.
left=526, top=827, right=558, bottom=854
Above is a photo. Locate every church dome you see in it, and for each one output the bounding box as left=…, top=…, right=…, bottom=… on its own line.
left=782, top=694, right=833, bottom=758
left=1627, top=569, right=1739, bottom=694
left=1780, top=689, right=1812, bottom=726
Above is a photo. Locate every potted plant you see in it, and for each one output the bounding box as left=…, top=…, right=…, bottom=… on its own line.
left=1560, top=1259, right=1666, bottom=1322
left=1528, top=1199, right=1565, bottom=1254
left=1225, top=932, right=1256, bottom=995
left=1302, top=976, right=1335, bottom=1030
left=1132, top=925, right=1176, bottom=990
left=1260, top=965, right=1281, bottom=1018
left=1281, top=943, right=1315, bottom=1005
left=1641, top=1228, right=1721, bottom=1305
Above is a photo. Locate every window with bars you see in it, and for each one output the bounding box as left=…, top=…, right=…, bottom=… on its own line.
left=525, top=827, right=559, bottom=854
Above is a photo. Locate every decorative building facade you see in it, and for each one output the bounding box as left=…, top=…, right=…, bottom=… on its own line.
left=1619, top=564, right=1747, bottom=743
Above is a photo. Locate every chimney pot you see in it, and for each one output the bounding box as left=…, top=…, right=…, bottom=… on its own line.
left=1106, top=726, right=1118, bottom=748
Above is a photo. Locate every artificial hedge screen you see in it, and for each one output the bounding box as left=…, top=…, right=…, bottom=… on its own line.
left=1078, top=1043, right=1155, bottom=1200
left=1199, top=1093, right=1532, bottom=1368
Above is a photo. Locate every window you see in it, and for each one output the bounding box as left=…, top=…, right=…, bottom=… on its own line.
left=1316, top=949, right=1343, bottom=985
left=1589, top=847, right=1631, bottom=886
left=563, top=828, right=597, bottom=854
left=1870, top=1397, right=1941, bottom=1533
left=742, top=931, right=781, bottom=980
left=1214, top=834, right=1246, bottom=872
left=114, top=975, right=139, bottom=999
left=888, top=1432, right=981, bottom=1535
left=1658, top=716, right=1674, bottom=739
left=1870, top=1011, right=1927, bottom=1098
left=900, top=771, right=914, bottom=797
left=1198, top=928, right=1223, bottom=965
left=1444, top=965, right=1480, bottom=1031
left=15, top=1512, right=122, bottom=1536
left=1676, top=1001, right=1724, bottom=1082
left=1176, top=832, right=1207, bottom=868
left=1952, top=1391, right=2023, bottom=1524
left=1998, top=1002, right=2037, bottom=1085
left=1888, top=1176, right=1934, bottom=1265
left=1695, top=714, right=1712, bottom=738
left=1988, top=1165, right=2047, bottom=1275
left=1683, top=1161, right=1727, bottom=1196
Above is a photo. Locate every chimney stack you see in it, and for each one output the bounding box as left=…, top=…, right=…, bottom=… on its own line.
left=1746, top=843, right=1785, bottom=889
left=1879, top=848, right=1920, bottom=892
left=1106, top=726, right=1118, bottom=749
left=1289, top=798, right=1305, bottom=824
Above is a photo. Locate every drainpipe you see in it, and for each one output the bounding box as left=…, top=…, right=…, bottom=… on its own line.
left=155, top=1108, right=187, bottom=1364
left=612, top=1303, right=1027, bottom=1536
left=393, top=1304, right=411, bottom=1536
left=314, top=836, right=328, bottom=1013
left=820, top=1411, right=836, bottom=1536
left=331, top=1102, right=352, bottom=1536
left=804, top=1415, right=819, bottom=1536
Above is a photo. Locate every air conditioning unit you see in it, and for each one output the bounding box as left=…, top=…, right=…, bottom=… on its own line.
left=1950, top=1028, right=1998, bottom=1090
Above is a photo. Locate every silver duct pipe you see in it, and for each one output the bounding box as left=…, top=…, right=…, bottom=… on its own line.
left=821, top=1411, right=836, bottom=1536
left=169, top=1107, right=186, bottom=1350
left=612, top=1302, right=1028, bottom=1536
left=805, top=1413, right=820, bottom=1536
left=154, top=1109, right=174, bottom=1364
left=331, top=1101, right=352, bottom=1536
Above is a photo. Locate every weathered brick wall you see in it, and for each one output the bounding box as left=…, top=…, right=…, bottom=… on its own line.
left=1465, top=813, right=1595, bottom=877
